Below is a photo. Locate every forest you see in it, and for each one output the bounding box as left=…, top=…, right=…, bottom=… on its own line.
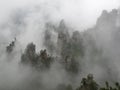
left=4, top=8, right=120, bottom=90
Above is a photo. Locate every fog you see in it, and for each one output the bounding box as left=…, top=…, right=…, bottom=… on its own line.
left=0, top=0, right=119, bottom=29
left=0, top=0, right=120, bottom=90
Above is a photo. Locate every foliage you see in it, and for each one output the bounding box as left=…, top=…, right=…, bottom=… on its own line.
left=21, top=43, right=53, bottom=70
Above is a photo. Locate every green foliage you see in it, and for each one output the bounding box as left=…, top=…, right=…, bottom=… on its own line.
left=75, top=74, right=120, bottom=90
left=100, top=81, right=120, bottom=90
left=21, top=43, right=53, bottom=70
left=76, top=74, right=99, bottom=90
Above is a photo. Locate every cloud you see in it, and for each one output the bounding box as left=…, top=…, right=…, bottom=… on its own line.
left=0, top=0, right=119, bottom=29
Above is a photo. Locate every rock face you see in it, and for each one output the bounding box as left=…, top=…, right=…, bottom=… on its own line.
left=19, top=9, right=120, bottom=77
left=18, top=8, right=120, bottom=90
left=21, top=20, right=84, bottom=74
left=97, top=9, right=118, bottom=28
left=20, top=8, right=120, bottom=73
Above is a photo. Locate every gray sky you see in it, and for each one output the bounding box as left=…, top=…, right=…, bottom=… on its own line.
left=0, top=0, right=119, bottom=29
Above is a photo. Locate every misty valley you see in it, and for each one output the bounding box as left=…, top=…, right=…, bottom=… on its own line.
left=0, top=5, right=120, bottom=90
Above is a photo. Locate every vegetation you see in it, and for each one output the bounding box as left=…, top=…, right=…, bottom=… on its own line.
left=21, top=43, right=53, bottom=70
left=4, top=8, right=120, bottom=90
